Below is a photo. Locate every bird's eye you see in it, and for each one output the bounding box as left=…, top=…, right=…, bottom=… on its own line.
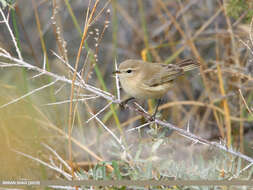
left=126, top=70, right=132, bottom=73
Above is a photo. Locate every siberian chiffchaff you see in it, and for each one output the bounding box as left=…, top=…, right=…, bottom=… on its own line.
left=114, top=59, right=199, bottom=118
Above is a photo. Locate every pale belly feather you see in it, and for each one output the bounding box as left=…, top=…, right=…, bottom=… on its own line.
left=120, top=77, right=171, bottom=99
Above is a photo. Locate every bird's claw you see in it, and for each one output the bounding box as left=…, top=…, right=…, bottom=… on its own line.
left=150, top=114, right=157, bottom=121
left=119, top=101, right=127, bottom=109
left=119, top=97, right=135, bottom=109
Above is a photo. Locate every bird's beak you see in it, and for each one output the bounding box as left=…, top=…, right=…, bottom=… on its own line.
left=112, top=70, right=120, bottom=75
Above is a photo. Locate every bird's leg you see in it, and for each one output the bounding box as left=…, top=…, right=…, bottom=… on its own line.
left=119, top=97, right=135, bottom=108
left=151, top=98, right=162, bottom=120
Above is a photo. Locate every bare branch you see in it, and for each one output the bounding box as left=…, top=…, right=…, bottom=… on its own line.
left=156, top=119, right=253, bottom=163
left=0, top=52, right=117, bottom=102
left=0, top=8, right=23, bottom=60
left=86, top=102, right=112, bottom=123
left=114, top=59, right=121, bottom=101
left=42, top=96, right=99, bottom=106
left=42, top=143, right=75, bottom=176
left=127, top=122, right=154, bottom=133
left=12, top=149, right=72, bottom=180
left=0, top=79, right=58, bottom=109
left=91, top=112, right=126, bottom=151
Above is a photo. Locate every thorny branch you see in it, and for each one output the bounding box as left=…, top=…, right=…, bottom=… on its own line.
left=1, top=44, right=253, bottom=166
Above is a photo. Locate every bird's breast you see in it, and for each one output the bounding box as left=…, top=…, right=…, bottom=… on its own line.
left=120, top=76, right=172, bottom=99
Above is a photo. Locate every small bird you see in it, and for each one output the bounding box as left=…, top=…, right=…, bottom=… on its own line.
left=114, top=59, right=199, bottom=119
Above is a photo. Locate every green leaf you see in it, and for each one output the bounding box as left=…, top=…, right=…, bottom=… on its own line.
left=112, top=160, right=122, bottom=180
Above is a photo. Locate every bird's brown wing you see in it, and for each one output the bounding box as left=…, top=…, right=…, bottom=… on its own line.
left=144, top=59, right=199, bottom=87
left=144, top=64, right=183, bottom=87
left=175, top=59, right=200, bottom=72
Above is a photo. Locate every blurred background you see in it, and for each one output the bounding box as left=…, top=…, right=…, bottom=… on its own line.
left=0, top=0, right=253, bottom=182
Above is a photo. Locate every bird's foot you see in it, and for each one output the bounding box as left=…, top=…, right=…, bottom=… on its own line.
left=119, top=97, right=135, bottom=109
left=149, top=112, right=162, bottom=121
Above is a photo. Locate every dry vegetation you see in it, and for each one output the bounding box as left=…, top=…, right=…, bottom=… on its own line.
left=0, top=0, right=253, bottom=189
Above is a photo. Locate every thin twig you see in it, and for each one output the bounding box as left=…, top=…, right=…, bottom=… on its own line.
left=42, top=96, right=99, bottom=106
left=127, top=122, right=154, bottom=133
left=0, top=79, right=58, bottom=109
left=238, top=89, right=253, bottom=116
left=91, top=112, right=126, bottom=151
left=250, top=17, right=253, bottom=47
left=0, top=8, right=23, bottom=60
left=42, top=143, right=74, bottom=175
left=86, top=102, right=112, bottom=123
left=0, top=52, right=116, bottom=102
left=114, top=59, right=121, bottom=101
left=155, top=119, right=253, bottom=163
left=12, top=149, right=73, bottom=180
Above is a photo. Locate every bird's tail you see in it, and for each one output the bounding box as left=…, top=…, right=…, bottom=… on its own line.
left=177, top=59, right=200, bottom=72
